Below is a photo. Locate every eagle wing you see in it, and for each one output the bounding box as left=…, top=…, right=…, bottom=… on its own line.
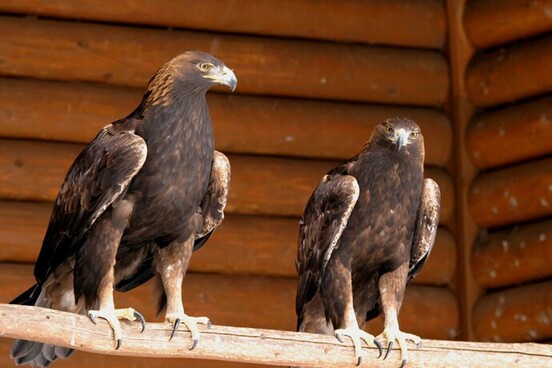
left=194, top=150, right=231, bottom=251
left=296, top=173, right=359, bottom=318
left=34, top=126, right=147, bottom=284
left=408, top=178, right=440, bottom=281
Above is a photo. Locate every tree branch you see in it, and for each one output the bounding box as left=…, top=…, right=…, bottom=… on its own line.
left=0, top=304, right=550, bottom=367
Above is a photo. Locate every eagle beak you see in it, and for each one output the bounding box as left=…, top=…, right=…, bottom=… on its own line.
left=395, top=129, right=409, bottom=151
left=205, top=65, right=237, bottom=92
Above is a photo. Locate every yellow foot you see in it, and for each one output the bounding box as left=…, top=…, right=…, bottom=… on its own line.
left=88, top=307, right=145, bottom=350
left=377, top=327, right=421, bottom=368
left=166, top=312, right=211, bottom=350
left=335, top=327, right=382, bottom=366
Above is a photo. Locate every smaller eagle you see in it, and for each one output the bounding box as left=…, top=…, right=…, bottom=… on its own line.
left=10, top=51, right=237, bottom=367
left=296, top=118, right=440, bottom=367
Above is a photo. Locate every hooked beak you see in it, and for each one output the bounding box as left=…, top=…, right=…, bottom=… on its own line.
left=204, top=65, right=237, bottom=92
left=394, top=129, right=409, bottom=151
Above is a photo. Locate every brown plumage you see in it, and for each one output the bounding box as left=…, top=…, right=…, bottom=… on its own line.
left=10, top=51, right=237, bottom=367
left=296, top=118, right=440, bottom=367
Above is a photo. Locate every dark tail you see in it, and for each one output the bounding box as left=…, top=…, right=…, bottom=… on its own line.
left=10, top=283, right=74, bottom=367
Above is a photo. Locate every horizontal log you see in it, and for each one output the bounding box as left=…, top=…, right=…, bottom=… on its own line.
left=0, top=16, right=449, bottom=106
left=471, top=219, right=552, bottom=289
left=0, top=0, right=447, bottom=49
left=468, top=157, right=552, bottom=228
left=0, top=78, right=453, bottom=165
left=0, top=139, right=455, bottom=223
left=472, top=280, right=552, bottom=342
left=466, top=96, right=552, bottom=169
left=464, top=0, right=552, bottom=49
left=466, top=35, right=552, bottom=107
left=1, top=306, right=548, bottom=368
left=0, top=264, right=458, bottom=340
left=0, top=201, right=456, bottom=285
left=0, top=336, right=260, bottom=368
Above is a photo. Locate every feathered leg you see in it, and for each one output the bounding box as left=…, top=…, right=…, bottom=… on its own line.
left=156, top=238, right=211, bottom=350
left=376, top=262, right=421, bottom=368
left=80, top=205, right=145, bottom=349
left=323, top=259, right=381, bottom=366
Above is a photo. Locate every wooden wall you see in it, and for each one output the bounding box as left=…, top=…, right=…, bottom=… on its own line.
left=10, top=0, right=552, bottom=366
left=462, top=0, right=552, bottom=343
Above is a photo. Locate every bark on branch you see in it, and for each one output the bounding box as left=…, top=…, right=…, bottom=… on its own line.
left=0, top=304, right=550, bottom=367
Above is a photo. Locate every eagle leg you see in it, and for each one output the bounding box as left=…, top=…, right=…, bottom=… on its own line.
left=88, top=307, right=146, bottom=349
left=156, top=238, right=210, bottom=350
left=377, top=263, right=420, bottom=367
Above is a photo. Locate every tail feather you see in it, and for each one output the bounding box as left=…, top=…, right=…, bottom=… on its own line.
left=10, top=284, right=75, bottom=367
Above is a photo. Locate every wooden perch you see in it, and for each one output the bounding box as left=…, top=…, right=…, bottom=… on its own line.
left=0, top=304, right=550, bottom=368
left=468, top=157, right=552, bottom=228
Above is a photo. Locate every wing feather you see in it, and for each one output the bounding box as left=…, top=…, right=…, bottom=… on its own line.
left=409, top=178, right=440, bottom=281
left=295, top=173, right=359, bottom=317
left=34, top=126, right=147, bottom=283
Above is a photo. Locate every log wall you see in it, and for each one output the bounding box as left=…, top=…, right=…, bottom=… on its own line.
left=464, top=0, right=552, bottom=343
left=0, top=1, right=475, bottom=366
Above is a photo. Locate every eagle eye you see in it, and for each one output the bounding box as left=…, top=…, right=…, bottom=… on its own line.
left=384, top=124, right=394, bottom=134
left=198, top=62, right=213, bottom=72
left=410, top=131, right=419, bottom=139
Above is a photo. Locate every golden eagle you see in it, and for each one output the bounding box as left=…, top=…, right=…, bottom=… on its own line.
left=10, top=51, right=237, bottom=367
left=296, top=118, right=440, bottom=367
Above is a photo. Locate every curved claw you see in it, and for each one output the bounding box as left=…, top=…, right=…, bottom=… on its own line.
left=206, top=320, right=212, bottom=329
left=384, top=341, right=393, bottom=360
left=134, top=311, right=146, bottom=333
left=115, top=338, right=122, bottom=350
left=400, top=358, right=407, bottom=368
left=356, top=355, right=362, bottom=366
left=416, top=340, right=422, bottom=349
left=190, top=338, right=199, bottom=351
left=335, top=332, right=344, bottom=344
left=88, top=313, right=97, bottom=325
left=170, top=318, right=181, bottom=341
left=373, top=339, right=383, bottom=358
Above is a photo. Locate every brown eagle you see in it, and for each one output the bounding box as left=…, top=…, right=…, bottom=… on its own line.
left=296, top=118, right=440, bottom=367
left=10, top=51, right=237, bottom=367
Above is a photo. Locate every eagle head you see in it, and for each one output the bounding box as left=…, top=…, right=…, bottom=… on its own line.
left=147, top=51, right=237, bottom=105
left=373, top=117, right=424, bottom=156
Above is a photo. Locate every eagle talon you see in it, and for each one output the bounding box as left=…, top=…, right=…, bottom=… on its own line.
left=134, top=310, right=146, bottom=333
left=356, top=356, right=362, bottom=366
left=170, top=318, right=181, bottom=341
left=115, top=338, right=122, bottom=350
left=400, top=358, right=407, bottom=368
left=335, top=332, right=344, bottom=344
left=88, top=313, right=97, bottom=325
left=374, top=339, right=383, bottom=358
left=384, top=341, right=393, bottom=360
left=190, top=338, right=199, bottom=351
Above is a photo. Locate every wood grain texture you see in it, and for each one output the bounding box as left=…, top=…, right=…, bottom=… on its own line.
left=464, top=0, right=552, bottom=49
left=0, top=0, right=447, bottom=49
left=1, top=305, right=546, bottom=368
left=468, top=157, right=552, bottom=228
left=0, top=201, right=456, bottom=285
left=465, top=35, right=552, bottom=107
left=0, top=139, right=455, bottom=223
left=471, top=219, right=552, bottom=289
left=0, top=264, right=458, bottom=339
left=466, top=96, right=552, bottom=169
left=0, top=78, right=453, bottom=165
left=0, top=16, right=449, bottom=106
left=472, top=280, right=552, bottom=342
